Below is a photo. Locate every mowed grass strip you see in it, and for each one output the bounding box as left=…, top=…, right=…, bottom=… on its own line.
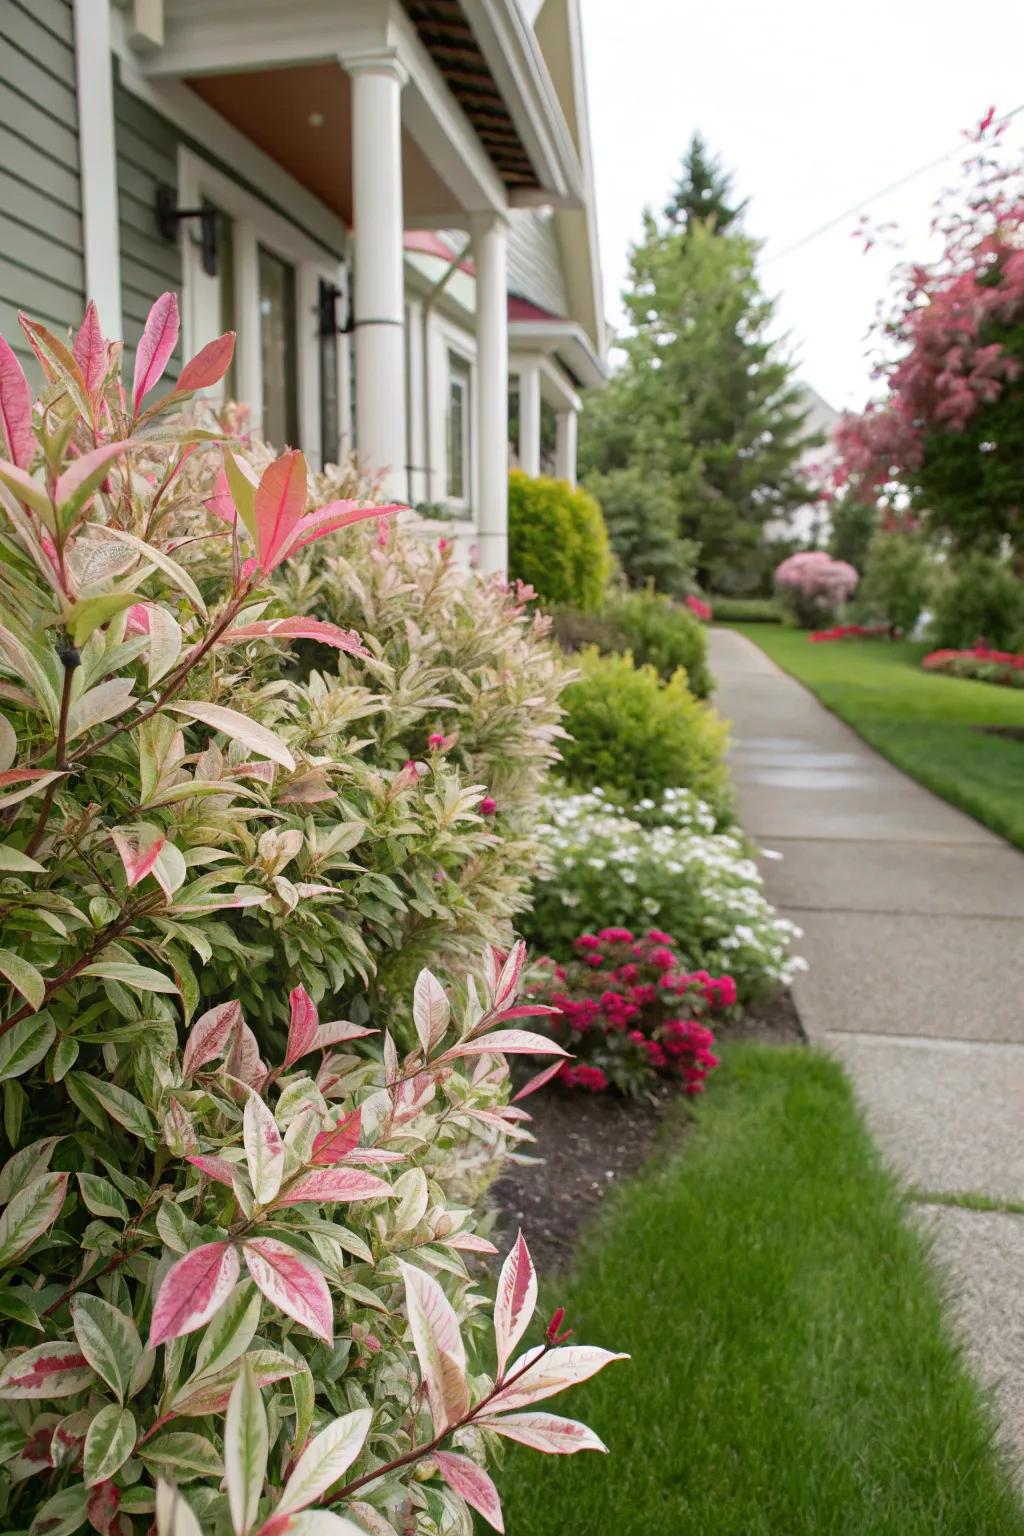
left=498, top=1046, right=1023, bottom=1536
left=725, top=624, right=1024, bottom=847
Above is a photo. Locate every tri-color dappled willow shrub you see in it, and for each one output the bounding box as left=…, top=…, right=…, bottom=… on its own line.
left=0, top=297, right=623, bottom=1534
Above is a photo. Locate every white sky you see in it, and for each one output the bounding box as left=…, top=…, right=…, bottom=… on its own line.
left=580, top=0, right=1024, bottom=413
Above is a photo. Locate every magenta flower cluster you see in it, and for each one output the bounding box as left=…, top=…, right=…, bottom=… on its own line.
left=529, top=929, right=733, bottom=1097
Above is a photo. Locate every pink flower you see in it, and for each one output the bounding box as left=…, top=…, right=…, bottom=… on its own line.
left=598, top=927, right=635, bottom=944
left=649, top=947, right=675, bottom=971
left=428, top=732, right=456, bottom=752
left=479, top=796, right=497, bottom=815
left=646, top=930, right=676, bottom=947
left=575, top=934, right=602, bottom=950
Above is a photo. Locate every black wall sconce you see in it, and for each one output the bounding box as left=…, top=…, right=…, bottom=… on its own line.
left=318, top=279, right=351, bottom=338
left=155, top=185, right=219, bottom=277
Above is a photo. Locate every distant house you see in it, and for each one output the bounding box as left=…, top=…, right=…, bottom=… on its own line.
left=763, top=384, right=841, bottom=546
left=0, top=0, right=606, bottom=571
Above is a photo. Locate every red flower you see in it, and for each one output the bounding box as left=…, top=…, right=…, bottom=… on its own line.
left=480, top=796, right=497, bottom=815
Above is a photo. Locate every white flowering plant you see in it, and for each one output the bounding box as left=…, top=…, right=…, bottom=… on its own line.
left=522, top=789, right=804, bottom=1003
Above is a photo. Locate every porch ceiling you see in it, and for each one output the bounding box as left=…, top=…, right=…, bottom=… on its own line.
left=189, top=63, right=461, bottom=226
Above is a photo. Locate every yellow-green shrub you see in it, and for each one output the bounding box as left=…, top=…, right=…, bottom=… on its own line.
left=507, top=470, right=611, bottom=610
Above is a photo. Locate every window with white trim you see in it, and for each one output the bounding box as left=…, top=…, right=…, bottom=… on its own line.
left=446, top=352, right=471, bottom=504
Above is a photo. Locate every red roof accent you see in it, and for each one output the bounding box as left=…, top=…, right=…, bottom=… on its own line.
left=403, top=230, right=475, bottom=275
left=507, top=295, right=566, bottom=322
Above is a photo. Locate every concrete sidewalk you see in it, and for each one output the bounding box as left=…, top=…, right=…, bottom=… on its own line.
left=709, top=626, right=1024, bottom=1460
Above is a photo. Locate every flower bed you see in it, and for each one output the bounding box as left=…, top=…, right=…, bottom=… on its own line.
left=810, top=623, right=893, bottom=643
left=528, top=930, right=728, bottom=1097
left=922, top=646, right=1024, bottom=687
left=522, top=789, right=803, bottom=1003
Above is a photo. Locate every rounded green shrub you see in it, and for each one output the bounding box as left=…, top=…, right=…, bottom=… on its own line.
left=854, top=531, right=935, bottom=635
left=930, top=552, right=1024, bottom=649
left=507, top=469, right=611, bottom=610
left=557, top=647, right=732, bottom=815
left=601, top=589, right=712, bottom=697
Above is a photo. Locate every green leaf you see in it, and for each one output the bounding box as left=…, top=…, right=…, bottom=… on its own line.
left=0, top=1171, right=67, bottom=1267
left=0, top=1136, right=59, bottom=1204
left=79, top=960, right=179, bottom=995
left=139, top=1430, right=224, bottom=1483
left=50, top=1037, right=79, bottom=1082
left=0, top=951, right=45, bottom=1012
left=0, top=1013, right=55, bottom=1082
left=82, top=1403, right=135, bottom=1487
left=0, top=846, right=45, bottom=874
left=225, top=1357, right=268, bottom=1536
left=0, top=1285, right=42, bottom=1330
left=62, top=592, right=142, bottom=648
left=29, top=1482, right=88, bottom=1536
left=76, top=1173, right=129, bottom=1221
left=224, top=449, right=260, bottom=545
left=193, top=1281, right=261, bottom=1381
left=71, top=1293, right=143, bottom=1404
left=68, top=1074, right=155, bottom=1139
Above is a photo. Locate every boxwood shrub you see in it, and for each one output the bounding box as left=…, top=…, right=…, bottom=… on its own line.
left=507, top=469, right=611, bottom=610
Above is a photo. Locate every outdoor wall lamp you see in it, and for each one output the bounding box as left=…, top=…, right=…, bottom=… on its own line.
left=317, top=279, right=351, bottom=338
left=155, top=186, right=220, bottom=277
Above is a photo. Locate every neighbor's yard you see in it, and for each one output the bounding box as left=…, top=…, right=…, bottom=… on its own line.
left=727, top=624, right=1024, bottom=848
left=498, top=1045, right=1024, bottom=1536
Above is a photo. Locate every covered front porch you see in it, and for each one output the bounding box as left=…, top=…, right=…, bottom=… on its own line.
left=110, top=0, right=585, bottom=572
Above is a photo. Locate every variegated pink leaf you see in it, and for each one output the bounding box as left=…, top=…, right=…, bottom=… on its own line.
left=309, top=1109, right=362, bottom=1165
left=0, top=1342, right=94, bottom=1399
left=224, top=1019, right=268, bottom=1090
left=434, top=1452, right=504, bottom=1532
left=110, top=827, right=164, bottom=889
left=491, top=941, right=526, bottom=1012
left=274, top=1169, right=391, bottom=1207
left=175, top=331, right=235, bottom=394
left=474, top=1411, right=607, bottom=1455
left=511, top=1061, right=566, bottom=1103
left=494, top=1232, right=536, bottom=1378
left=132, top=292, right=179, bottom=412
left=0, top=334, right=34, bottom=469
left=277, top=500, right=403, bottom=566
left=148, top=1240, right=240, bottom=1347
left=205, top=466, right=238, bottom=524
left=445, top=1231, right=499, bottom=1255
left=182, top=1000, right=243, bottom=1077
left=486, top=1345, right=630, bottom=1414
left=493, top=1004, right=562, bottom=1020
left=244, top=1092, right=285, bottom=1204
left=413, top=968, right=450, bottom=1055
left=242, top=1238, right=332, bottom=1341
left=399, top=1260, right=468, bottom=1434
left=314, top=1020, right=376, bottom=1050
left=285, top=985, right=319, bottom=1067
left=72, top=301, right=106, bottom=395
left=342, top=1148, right=405, bottom=1166
left=220, top=617, right=367, bottom=655
left=254, top=451, right=308, bottom=573
left=438, top=1031, right=569, bottom=1065
left=54, top=440, right=133, bottom=515
left=187, top=1154, right=238, bottom=1188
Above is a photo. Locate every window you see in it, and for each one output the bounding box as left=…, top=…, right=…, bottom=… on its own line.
left=258, top=245, right=299, bottom=448
left=447, top=353, right=471, bottom=503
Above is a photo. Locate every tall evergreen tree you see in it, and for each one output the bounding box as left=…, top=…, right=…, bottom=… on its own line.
left=664, top=131, right=746, bottom=233
left=583, top=145, right=818, bottom=593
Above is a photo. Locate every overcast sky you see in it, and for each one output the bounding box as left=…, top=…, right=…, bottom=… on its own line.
left=581, top=0, right=1024, bottom=413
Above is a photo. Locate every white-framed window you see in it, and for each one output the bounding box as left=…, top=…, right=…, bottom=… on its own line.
left=446, top=350, right=471, bottom=506
left=177, top=146, right=349, bottom=468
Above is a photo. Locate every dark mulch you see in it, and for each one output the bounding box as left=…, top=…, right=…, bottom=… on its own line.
left=488, top=989, right=804, bottom=1273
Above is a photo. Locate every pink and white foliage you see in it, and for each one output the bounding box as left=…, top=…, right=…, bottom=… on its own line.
left=0, top=288, right=615, bottom=1535
left=494, top=1231, right=537, bottom=1377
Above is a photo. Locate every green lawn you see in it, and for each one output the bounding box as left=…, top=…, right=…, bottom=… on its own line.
left=726, top=624, right=1024, bottom=847
left=498, top=1046, right=1023, bottom=1536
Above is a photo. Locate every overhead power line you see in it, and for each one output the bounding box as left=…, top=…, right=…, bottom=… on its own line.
left=765, top=103, right=1024, bottom=265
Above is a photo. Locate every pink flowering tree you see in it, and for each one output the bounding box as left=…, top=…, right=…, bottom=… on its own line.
left=832, top=109, right=1024, bottom=554
left=773, top=550, right=859, bottom=627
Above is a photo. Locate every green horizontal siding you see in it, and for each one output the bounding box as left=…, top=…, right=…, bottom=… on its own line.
left=114, top=80, right=184, bottom=383
left=0, top=0, right=84, bottom=373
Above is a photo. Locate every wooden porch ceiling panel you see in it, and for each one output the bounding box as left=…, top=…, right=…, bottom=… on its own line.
left=189, top=63, right=460, bottom=224
left=399, top=0, right=541, bottom=188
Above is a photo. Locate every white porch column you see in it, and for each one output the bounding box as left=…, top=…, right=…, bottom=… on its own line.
left=73, top=0, right=122, bottom=337
left=555, top=407, right=579, bottom=486
left=472, top=212, right=509, bottom=576
left=348, top=51, right=408, bottom=501
left=517, top=362, right=542, bottom=478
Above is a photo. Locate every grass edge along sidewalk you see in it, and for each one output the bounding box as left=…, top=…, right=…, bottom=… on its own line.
left=725, top=622, right=1024, bottom=850
left=498, top=1045, right=1024, bottom=1536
